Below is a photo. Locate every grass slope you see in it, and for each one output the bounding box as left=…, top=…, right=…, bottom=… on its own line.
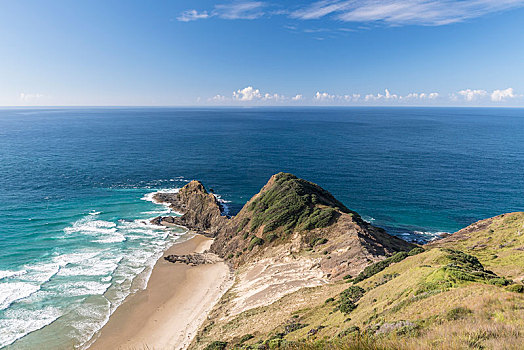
left=194, top=244, right=524, bottom=350
left=430, top=212, right=524, bottom=281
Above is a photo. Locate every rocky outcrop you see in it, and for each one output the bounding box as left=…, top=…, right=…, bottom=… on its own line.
left=164, top=253, right=222, bottom=266
left=154, top=173, right=415, bottom=280
left=210, top=173, right=415, bottom=280
left=151, top=180, right=228, bottom=236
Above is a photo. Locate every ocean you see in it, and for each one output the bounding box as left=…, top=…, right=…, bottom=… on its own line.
left=1, top=107, right=523, bottom=349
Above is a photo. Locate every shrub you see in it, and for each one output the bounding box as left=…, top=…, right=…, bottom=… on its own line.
left=237, top=217, right=250, bottom=233
left=338, top=286, right=365, bottom=314
left=390, top=251, right=408, bottom=263
left=238, top=333, right=254, bottom=344
left=488, top=277, right=511, bottom=286
left=325, top=297, right=335, bottom=304
left=227, top=253, right=234, bottom=259
left=285, top=322, right=307, bottom=333
left=338, top=326, right=360, bottom=338
left=408, top=247, right=425, bottom=256
left=444, top=249, right=485, bottom=272
left=353, top=252, right=409, bottom=283
left=265, top=232, right=279, bottom=243
left=506, top=284, right=524, bottom=293
left=204, top=341, right=227, bottom=350
left=446, top=307, right=473, bottom=320
left=339, top=299, right=357, bottom=314
left=341, top=286, right=365, bottom=301
left=248, top=237, right=264, bottom=251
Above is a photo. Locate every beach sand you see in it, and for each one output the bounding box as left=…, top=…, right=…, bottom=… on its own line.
left=88, top=234, right=231, bottom=350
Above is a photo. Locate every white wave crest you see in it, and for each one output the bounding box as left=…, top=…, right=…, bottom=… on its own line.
left=59, top=281, right=112, bottom=297
left=0, top=282, right=40, bottom=310
left=413, top=230, right=449, bottom=241
left=64, top=216, right=126, bottom=244
left=0, top=306, right=62, bottom=348
left=0, top=269, right=27, bottom=280
left=141, top=188, right=180, bottom=204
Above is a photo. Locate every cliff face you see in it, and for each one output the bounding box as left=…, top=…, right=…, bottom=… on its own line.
left=151, top=180, right=228, bottom=236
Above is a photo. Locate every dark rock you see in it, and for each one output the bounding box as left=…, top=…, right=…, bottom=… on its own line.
left=151, top=180, right=228, bottom=236
left=164, top=253, right=221, bottom=266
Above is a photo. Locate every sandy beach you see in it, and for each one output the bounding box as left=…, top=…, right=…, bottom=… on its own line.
left=88, top=234, right=231, bottom=350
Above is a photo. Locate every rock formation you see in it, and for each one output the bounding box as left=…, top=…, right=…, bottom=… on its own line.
left=151, top=180, right=228, bottom=236
left=155, top=173, right=415, bottom=280
left=164, top=253, right=222, bottom=266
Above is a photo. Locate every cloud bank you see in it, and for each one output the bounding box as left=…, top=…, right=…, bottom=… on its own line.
left=208, top=86, right=521, bottom=105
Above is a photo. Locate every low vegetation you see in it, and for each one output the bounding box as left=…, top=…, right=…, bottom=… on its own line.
left=247, top=173, right=356, bottom=236
left=192, top=181, right=524, bottom=350
left=338, top=286, right=366, bottom=314
left=353, top=252, right=409, bottom=283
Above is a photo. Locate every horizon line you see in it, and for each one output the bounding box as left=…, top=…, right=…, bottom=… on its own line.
left=1, top=105, right=524, bottom=109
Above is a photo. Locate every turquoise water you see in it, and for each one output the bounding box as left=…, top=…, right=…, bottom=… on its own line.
left=1, top=107, right=524, bottom=348
left=0, top=186, right=186, bottom=349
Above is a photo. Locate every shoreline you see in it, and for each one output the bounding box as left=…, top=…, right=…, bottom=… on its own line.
left=87, top=234, right=232, bottom=350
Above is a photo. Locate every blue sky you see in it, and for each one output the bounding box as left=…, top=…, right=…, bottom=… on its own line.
left=1, top=0, right=524, bottom=106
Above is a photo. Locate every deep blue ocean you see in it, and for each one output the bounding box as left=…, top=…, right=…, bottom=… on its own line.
left=1, top=107, right=524, bottom=348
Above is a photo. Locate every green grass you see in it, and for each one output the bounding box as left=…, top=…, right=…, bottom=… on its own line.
left=353, top=252, right=408, bottom=283
left=193, top=213, right=524, bottom=350
left=247, top=173, right=357, bottom=235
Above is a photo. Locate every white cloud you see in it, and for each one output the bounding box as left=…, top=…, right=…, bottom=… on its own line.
left=342, top=94, right=361, bottom=101
left=214, top=1, right=266, bottom=19
left=403, top=92, right=439, bottom=100
left=19, top=93, right=44, bottom=103
left=365, top=88, right=398, bottom=101
left=177, top=10, right=209, bottom=22
left=491, top=88, right=516, bottom=102
left=233, top=86, right=262, bottom=101
left=262, top=93, right=286, bottom=101
left=291, top=0, right=524, bottom=26
left=207, top=87, right=521, bottom=105
left=314, top=91, right=336, bottom=101
left=457, top=89, right=488, bottom=101
left=210, top=86, right=305, bottom=104
left=292, top=1, right=349, bottom=20
left=179, top=1, right=266, bottom=22
left=180, top=1, right=524, bottom=26
left=210, top=94, right=227, bottom=102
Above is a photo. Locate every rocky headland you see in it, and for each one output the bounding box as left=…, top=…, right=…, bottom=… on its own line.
left=151, top=173, right=524, bottom=350
left=153, top=173, right=414, bottom=279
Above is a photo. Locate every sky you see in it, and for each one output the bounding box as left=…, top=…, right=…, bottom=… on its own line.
left=1, top=0, right=524, bottom=107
